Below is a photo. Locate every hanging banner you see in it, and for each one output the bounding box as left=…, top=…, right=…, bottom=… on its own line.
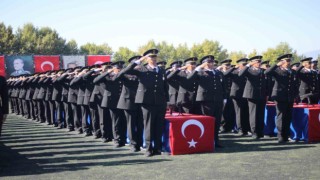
left=5, top=55, right=34, bottom=77
left=62, top=55, right=85, bottom=69
left=87, top=55, right=111, bottom=66
left=34, top=55, right=60, bottom=73
left=0, top=56, right=5, bottom=77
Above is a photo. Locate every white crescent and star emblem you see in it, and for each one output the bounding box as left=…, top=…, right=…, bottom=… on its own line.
left=94, top=61, right=104, bottom=65
left=181, top=119, right=205, bottom=148
left=40, top=61, right=54, bottom=71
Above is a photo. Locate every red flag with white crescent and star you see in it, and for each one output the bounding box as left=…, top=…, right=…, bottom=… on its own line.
left=307, top=108, right=320, bottom=142
left=167, top=114, right=215, bottom=155
left=34, top=55, right=60, bottom=73
left=87, top=55, right=111, bottom=66
left=0, top=56, right=5, bottom=77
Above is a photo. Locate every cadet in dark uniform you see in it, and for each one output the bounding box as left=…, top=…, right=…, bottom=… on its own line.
left=25, top=75, right=37, bottom=120
left=18, top=75, right=27, bottom=117
left=157, top=61, right=167, bottom=70
left=223, top=58, right=250, bottom=136
left=261, top=60, right=274, bottom=102
left=0, top=75, right=9, bottom=137
left=57, top=68, right=74, bottom=131
left=83, top=65, right=101, bottom=138
left=297, top=57, right=319, bottom=104
left=189, top=55, right=224, bottom=147
left=239, top=55, right=267, bottom=139
left=32, top=74, right=43, bottom=122
left=37, top=73, right=49, bottom=123
left=265, top=54, right=297, bottom=142
left=71, top=67, right=93, bottom=136
left=166, top=61, right=183, bottom=112
left=115, top=56, right=144, bottom=152
left=311, top=59, right=318, bottom=71
left=99, top=61, right=126, bottom=147
left=92, top=62, right=113, bottom=142
left=52, top=69, right=66, bottom=128
left=219, top=59, right=236, bottom=133
left=121, top=49, right=169, bottom=157
left=167, top=57, right=199, bottom=114
left=44, top=71, right=56, bottom=126
left=311, top=59, right=320, bottom=103
left=68, top=67, right=83, bottom=133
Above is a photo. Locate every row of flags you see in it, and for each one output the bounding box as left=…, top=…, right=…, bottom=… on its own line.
left=0, top=55, right=111, bottom=77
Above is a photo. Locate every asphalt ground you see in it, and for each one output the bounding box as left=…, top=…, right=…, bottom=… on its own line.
left=1, top=113, right=320, bottom=180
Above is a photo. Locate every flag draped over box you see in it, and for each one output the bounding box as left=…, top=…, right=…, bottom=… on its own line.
left=166, top=115, right=215, bottom=155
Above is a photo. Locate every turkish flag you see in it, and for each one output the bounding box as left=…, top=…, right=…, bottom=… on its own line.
left=307, top=108, right=320, bottom=142
left=0, top=56, right=5, bottom=77
left=34, top=55, right=60, bottom=72
left=87, top=55, right=111, bottom=66
left=166, top=114, right=215, bottom=155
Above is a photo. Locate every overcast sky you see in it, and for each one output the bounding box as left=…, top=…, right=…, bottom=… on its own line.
left=1, top=0, right=319, bottom=55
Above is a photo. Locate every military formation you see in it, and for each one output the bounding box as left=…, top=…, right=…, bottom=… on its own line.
left=3, top=49, right=320, bottom=157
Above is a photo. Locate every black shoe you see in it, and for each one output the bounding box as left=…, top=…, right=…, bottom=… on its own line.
left=47, top=123, right=52, bottom=125
left=232, top=129, right=239, bottom=134
left=278, top=138, right=286, bottom=143
left=84, top=132, right=93, bottom=137
left=78, top=129, right=83, bottom=134
left=68, top=128, right=75, bottom=132
left=94, top=135, right=102, bottom=139
left=240, top=132, right=249, bottom=136
left=252, top=134, right=260, bottom=140
left=152, top=150, right=162, bottom=155
left=130, top=146, right=141, bottom=152
left=114, top=143, right=125, bottom=148
left=145, top=151, right=153, bottom=157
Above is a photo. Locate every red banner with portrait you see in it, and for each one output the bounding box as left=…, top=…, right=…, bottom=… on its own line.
left=87, top=55, right=111, bottom=66
left=34, top=55, right=60, bottom=73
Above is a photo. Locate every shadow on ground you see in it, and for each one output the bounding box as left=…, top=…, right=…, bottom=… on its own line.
left=0, top=115, right=171, bottom=177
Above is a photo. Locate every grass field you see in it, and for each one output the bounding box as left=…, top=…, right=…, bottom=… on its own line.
left=1, top=114, right=320, bottom=180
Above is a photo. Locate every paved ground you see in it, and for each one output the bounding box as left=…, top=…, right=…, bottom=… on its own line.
left=1, top=114, right=320, bottom=180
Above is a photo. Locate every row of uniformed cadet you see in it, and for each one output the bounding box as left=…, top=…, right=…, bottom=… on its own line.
left=6, top=50, right=320, bottom=156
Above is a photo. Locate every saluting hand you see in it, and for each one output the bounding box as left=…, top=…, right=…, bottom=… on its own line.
left=277, top=61, right=284, bottom=66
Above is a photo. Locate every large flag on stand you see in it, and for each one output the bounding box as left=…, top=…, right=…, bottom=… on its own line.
left=87, top=55, right=111, bottom=66
left=0, top=56, right=5, bottom=77
left=34, top=55, right=60, bottom=73
left=307, top=108, right=320, bottom=142
left=166, top=114, right=215, bottom=155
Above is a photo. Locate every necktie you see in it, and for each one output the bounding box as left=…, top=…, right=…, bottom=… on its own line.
left=153, top=68, right=157, bottom=73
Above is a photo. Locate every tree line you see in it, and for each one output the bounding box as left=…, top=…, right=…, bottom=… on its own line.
left=0, top=22, right=318, bottom=67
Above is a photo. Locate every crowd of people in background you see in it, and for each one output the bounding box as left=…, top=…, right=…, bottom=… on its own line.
left=1, top=48, right=319, bottom=157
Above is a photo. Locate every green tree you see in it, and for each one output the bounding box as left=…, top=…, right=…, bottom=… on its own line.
left=0, top=22, right=15, bottom=54
left=137, top=39, right=157, bottom=55
left=262, top=42, right=298, bottom=64
left=157, top=41, right=176, bottom=66
left=248, top=49, right=258, bottom=58
left=14, top=23, right=38, bottom=54
left=228, top=51, right=247, bottom=64
left=64, top=39, right=79, bottom=54
left=112, top=47, right=136, bottom=63
left=190, top=39, right=228, bottom=62
left=80, top=43, right=113, bottom=55
left=175, top=43, right=191, bottom=62
left=35, top=26, right=67, bottom=55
